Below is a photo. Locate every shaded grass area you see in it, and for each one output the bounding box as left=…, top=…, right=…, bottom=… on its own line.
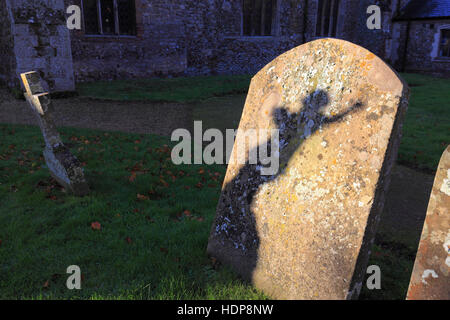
left=359, top=234, right=418, bottom=300
left=77, top=75, right=251, bottom=103
left=0, top=124, right=266, bottom=299
left=358, top=164, right=434, bottom=300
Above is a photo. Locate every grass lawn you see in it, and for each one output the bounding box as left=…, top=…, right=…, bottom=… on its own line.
left=396, top=73, right=450, bottom=172
left=0, top=73, right=448, bottom=299
left=0, top=124, right=267, bottom=299
left=0, top=123, right=424, bottom=300
left=77, top=75, right=251, bottom=103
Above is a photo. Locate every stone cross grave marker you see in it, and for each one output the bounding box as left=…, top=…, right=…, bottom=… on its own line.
left=407, top=146, right=450, bottom=300
left=20, top=71, right=89, bottom=196
left=207, top=39, right=410, bottom=299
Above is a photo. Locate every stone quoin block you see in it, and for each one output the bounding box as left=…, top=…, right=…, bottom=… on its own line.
left=207, top=38, right=410, bottom=300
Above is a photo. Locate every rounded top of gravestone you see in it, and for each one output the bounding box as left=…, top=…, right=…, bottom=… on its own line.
left=258, top=37, right=407, bottom=91
left=246, top=38, right=408, bottom=131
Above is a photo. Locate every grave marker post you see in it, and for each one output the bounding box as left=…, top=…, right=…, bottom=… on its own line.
left=20, top=71, right=89, bottom=196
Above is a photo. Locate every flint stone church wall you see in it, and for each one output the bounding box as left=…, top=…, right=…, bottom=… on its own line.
left=1, top=0, right=448, bottom=90
left=67, top=0, right=305, bottom=82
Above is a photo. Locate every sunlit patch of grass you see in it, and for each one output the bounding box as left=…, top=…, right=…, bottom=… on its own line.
left=398, top=73, right=450, bottom=172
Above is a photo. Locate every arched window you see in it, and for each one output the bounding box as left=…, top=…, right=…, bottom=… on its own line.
left=316, top=0, right=340, bottom=37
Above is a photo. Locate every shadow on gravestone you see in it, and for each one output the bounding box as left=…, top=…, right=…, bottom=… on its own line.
left=20, top=71, right=89, bottom=196
left=207, top=38, right=409, bottom=300
left=209, top=89, right=364, bottom=279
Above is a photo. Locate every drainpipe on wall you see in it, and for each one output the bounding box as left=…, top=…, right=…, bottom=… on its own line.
left=401, top=20, right=410, bottom=72
left=4, top=0, right=17, bottom=89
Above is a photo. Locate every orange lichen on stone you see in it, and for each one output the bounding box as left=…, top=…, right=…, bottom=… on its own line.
left=365, top=53, right=376, bottom=60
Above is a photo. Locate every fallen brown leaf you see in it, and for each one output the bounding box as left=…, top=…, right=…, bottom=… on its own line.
left=91, top=221, right=101, bottom=230
left=137, top=194, right=149, bottom=201
left=160, top=247, right=169, bottom=254
left=129, top=172, right=137, bottom=182
left=183, top=210, right=191, bottom=217
left=195, top=182, right=203, bottom=189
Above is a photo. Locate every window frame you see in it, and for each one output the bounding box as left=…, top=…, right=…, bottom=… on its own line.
left=315, top=0, right=340, bottom=38
left=81, top=0, right=137, bottom=37
left=240, top=0, right=280, bottom=38
left=438, top=29, right=450, bottom=58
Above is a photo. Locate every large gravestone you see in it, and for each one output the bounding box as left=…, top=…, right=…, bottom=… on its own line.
left=20, top=71, right=89, bottom=196
left=407, top=146, right=450, bottom=300
left=207, top=39, right=409, bottom=299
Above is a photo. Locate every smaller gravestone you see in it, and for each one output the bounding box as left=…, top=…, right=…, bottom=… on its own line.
left=407, top=146, right=450, bottom=300
left=20, top=71, right=89, bottom=196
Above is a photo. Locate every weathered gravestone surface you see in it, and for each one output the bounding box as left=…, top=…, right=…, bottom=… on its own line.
left=407, top=146, right=450, bottom=300
left=207, top=38, right=410, bottom=299
left=20, top=71, right=89, bottom=196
